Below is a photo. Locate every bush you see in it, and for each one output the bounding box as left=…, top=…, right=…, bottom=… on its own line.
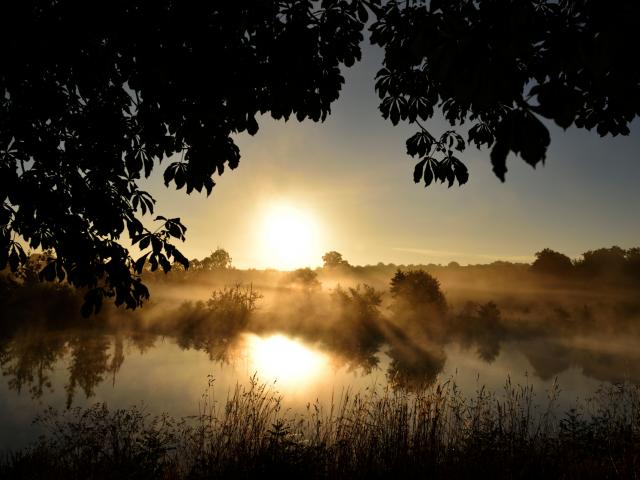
left=390, top=269, right=447, bottom=314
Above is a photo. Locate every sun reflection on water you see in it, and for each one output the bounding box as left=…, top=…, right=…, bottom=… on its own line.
left=244, top=334, right=328, bottom=388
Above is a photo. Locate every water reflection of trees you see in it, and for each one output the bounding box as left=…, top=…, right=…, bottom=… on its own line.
left=2, top=271, right=640, bottom=406
left=65, top=333, right=112, bottom=408
left=0, top=331, right=66, bottom=399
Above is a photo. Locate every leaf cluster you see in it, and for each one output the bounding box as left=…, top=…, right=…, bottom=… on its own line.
left=0, top=1, right=368, bottom=313
left=370, top=0, right=640, bottom=184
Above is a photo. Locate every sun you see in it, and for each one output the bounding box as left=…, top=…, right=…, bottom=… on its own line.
left=260, top=203, right=320, bottom=270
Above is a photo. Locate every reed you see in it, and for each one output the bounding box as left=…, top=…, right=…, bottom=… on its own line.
left=2, top=375, right=639, bottom=479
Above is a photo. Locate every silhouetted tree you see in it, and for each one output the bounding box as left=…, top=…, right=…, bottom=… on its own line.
left=390, top=269, right=447, bottom=314
left=286, top=268, right=321, bottom=291
left=575, top=246, right=628, bottom=279
left=626, top=248, right=640, bottom=281
left=3, top=0, right=638, bottom=312
left=201, top=248, right=233, bottom=271
left=531, top=248, right=574, bottom=276
left=322, top=251, right=350, bottom=268
left=330, top=284, right=385, bottom=371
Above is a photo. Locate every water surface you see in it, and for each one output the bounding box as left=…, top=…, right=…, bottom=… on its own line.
left=2, top=323, right=637, bottom=451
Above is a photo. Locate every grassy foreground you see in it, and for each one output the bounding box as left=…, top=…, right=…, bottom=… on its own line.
left=2, top=376, right=639, bottom=479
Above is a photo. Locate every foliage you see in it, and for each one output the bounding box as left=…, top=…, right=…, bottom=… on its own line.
left=322, top=251, right=350, bottom=268
left=205, top=284, right=262, bottom=330
left=3, top=258, right=640, bottom=411
left=192, top=248, right=233, bottom=271
left=3, top=1, right=639, bottom=312
left=531, top=248, right=574, bottom=276
left=390, top=269, right=447, bottom=313
left=325, top=284, right=385, bottom=371
left=371, top=0, right=640, bottom=187
left=576, top=246, right=628, bottom=276
left=2, top=378, right=640, bottom=479
left=1, top=1, right=366, bottom=312
left=286, top=267, right=321, bottom=291
left=331, top=283, right=382, bottom=319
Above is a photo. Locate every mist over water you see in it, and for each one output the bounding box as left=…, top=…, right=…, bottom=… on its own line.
left=2, top=259, right=640, bottom=450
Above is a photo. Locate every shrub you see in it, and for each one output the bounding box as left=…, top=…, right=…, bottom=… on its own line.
left=390, top=269, right=447, bottom=313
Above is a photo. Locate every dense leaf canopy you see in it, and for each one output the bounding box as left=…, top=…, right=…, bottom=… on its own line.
left=373, top=0, right=640, bottom=186
left=1, top=0, right=638, bottom=313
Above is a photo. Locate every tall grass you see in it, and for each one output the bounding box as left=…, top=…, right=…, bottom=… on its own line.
left=2, top=376, right=639, bottom=479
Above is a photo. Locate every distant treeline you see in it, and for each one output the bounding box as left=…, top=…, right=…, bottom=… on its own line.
left=185, top=245, right=640, bottom=279
left=530, top=246, right=640, bottom=280
left=145, top=245, right=640, bottom=291
left=2, top=245, right=639, bottom=293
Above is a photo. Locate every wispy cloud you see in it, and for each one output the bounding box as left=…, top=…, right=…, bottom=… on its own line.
left=392, top=247, right=533, bottom=264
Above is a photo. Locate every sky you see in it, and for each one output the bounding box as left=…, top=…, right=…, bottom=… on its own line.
left=142, top=44, right=640, bottom=270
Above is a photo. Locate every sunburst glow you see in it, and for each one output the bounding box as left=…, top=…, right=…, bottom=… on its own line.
left=260, top=203, right=320, bottom=269
left=245, top=334, right=328, bottom=388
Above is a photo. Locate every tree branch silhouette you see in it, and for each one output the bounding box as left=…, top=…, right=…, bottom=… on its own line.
left=1, top=0, right=638, bottom=313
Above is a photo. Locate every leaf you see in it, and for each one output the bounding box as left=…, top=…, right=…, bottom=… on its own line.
left=172, top=248, right=189, bottom=270
left=204, top=177, right=215, bottom=196
left=134, top=252, right=150, bottom=274
left=247, top=115, right=259, bottom=135
left=413, top=159, right=427, bottom=183
left=139, top=234, right=151, bottom=250
left=163, top=162, right=177, bottom=187
left=491, top=141, right=509, bottom=182
left=452, top=156, right=469, bottom=185
left=175, top=168, right=186, bottom=189
left=151, top=235, right=162, bottom=253
left=423, top=163, right=434, bottom=186
left=167, top=223, right=183, bottom=239
left=468, top=123, right=494, bottom=148
left=446, top=164, right=455, bottom=187
left=357, top=2, right=369, bottom=22
left=375, top=68, right=393, bottom=99
left=143, top=151, right=153, bottom=178
left=406, top=130, right=434, bottom=157
left=508, top=110, right=550, bottom=168
left=432, top=159, right=446, bottom=183
left=143, top=196, right=154, bottom=215
left=158, top=253, right=171, bottom=273
left=149, top=253, right=159, bottom=272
